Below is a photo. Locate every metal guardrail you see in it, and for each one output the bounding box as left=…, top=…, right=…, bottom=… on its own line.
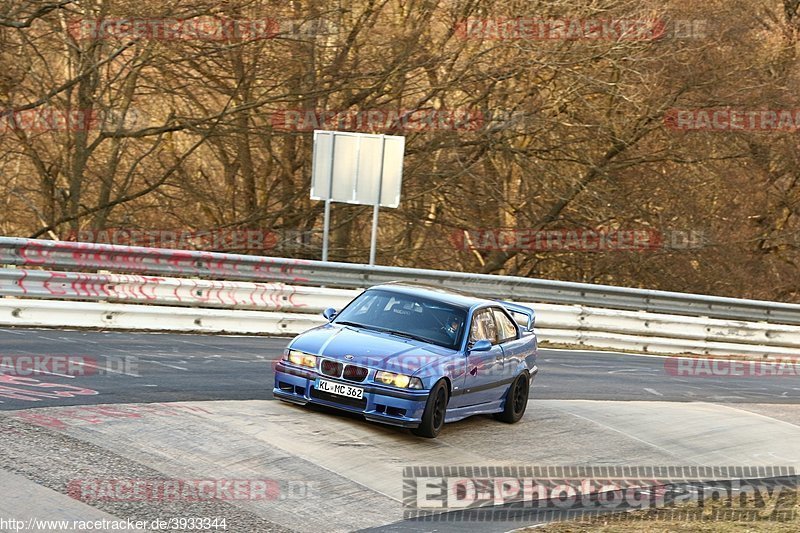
left=0, top=268, right=357, bottom=311
left=4, top=266, right=800, bottom=355
left=3, top=288, right=800, bottom=357
left=3, top=236, right=800, bottom=325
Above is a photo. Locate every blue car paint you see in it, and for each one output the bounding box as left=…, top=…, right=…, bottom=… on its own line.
left=273, top=284, right=539, bottom=430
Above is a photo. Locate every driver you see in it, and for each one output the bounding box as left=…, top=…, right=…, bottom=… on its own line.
left=444, top=315, right=462, bottom=342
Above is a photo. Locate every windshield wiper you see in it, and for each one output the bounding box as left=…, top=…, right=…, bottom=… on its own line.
left=371, top=327, right=427, bottom=343
left=335, top=320, right=367, bottom=329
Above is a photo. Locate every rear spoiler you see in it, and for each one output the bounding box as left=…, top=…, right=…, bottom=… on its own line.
left=496, top=300, right=535, bottom=331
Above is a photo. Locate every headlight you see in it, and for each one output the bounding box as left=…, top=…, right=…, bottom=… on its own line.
left=375, top=371, right=423, bottom=389
left=285, top=349, right=317, bottom=369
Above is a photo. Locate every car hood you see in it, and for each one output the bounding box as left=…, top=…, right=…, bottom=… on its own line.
left=289, top=324, right=456, bottom=374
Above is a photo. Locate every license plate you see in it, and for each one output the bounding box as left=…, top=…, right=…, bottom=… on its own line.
left=316, top=378, right=364, bottom=400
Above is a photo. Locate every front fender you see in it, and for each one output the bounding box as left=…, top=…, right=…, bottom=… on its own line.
left=413, top=354, right=468, bottom=391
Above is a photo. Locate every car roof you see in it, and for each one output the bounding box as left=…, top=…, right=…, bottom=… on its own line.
left=365, top=282, right=495, bottom=310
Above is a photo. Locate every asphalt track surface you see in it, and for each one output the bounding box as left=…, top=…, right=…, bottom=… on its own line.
left=0, top=327, right=798, bottom=410
left=1, top=327, right=799, bottom=533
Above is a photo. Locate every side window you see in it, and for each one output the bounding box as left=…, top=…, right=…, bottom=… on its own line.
left=492, top=308, right=518, bottom=343
left=469, top=309, right=499, bottom=345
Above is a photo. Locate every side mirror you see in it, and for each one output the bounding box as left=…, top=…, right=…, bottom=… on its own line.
left=322, top=308, right=338, bottom=321
left=469, top=339, right=492, bottom=352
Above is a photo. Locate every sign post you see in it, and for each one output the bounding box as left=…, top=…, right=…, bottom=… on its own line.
left=368, top=135, right=387, bottom=265
left=311, top=130, right=405, bottom=264
left=319, top=134, right=336, bottom=262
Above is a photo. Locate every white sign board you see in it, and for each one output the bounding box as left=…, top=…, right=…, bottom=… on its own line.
left=311, top=130, right=405, bottom=208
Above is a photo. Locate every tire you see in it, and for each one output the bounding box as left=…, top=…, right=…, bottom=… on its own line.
left=412, top=379, right=449, bottom=438
left=495, top=373, right=529, bottom=424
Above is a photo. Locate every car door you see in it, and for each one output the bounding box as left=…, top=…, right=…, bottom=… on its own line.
left=491, top=306, right=527, bottom=375
left=455, top=308, right=507, bottom=407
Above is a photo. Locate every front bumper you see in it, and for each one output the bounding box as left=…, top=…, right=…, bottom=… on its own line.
left=273, top=362, right=429, bottom=428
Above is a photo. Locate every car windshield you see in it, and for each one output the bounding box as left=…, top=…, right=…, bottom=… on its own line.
left=333, top=289, right=467, bottom=349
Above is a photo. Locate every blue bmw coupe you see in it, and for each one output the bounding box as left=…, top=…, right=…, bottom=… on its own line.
left=273, top=283, right=538, bottom=438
